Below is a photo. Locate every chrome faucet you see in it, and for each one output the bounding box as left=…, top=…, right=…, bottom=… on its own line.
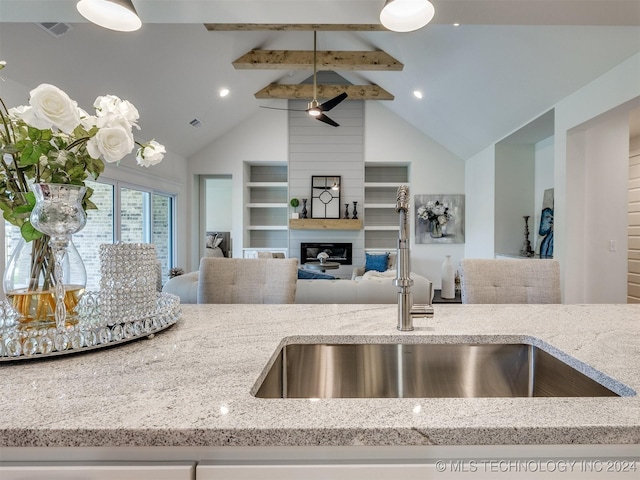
left=394, top=185, right=434, bottom=331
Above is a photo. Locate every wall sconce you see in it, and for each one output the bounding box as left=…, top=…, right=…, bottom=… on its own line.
left=76, top=0, right=142, bottom=32
left=380, top=0, right=435, bottom=32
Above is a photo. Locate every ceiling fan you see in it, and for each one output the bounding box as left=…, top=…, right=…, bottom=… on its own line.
left=261, top=31, right=348, bottom=127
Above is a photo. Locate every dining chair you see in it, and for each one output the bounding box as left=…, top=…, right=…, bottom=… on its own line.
left=197, top=257, right=298, bottom=304
left=459, top=258, right=561, bottom=304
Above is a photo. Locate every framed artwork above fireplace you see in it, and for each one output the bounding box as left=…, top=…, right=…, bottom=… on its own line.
left=311, top=175, right=341, bottom=219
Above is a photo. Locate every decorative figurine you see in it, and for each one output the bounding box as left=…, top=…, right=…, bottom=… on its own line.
left=520, top=215, right=534, bottom=257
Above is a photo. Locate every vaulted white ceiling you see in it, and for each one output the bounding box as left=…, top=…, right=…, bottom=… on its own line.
left=1, top=0, right=639, bottom=160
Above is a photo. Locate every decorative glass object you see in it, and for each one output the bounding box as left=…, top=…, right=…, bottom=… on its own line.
left=1, top=241, right=180, bottom=362
left=99, top=243, right=159, bottom=324
left=3, top=237, right=86, bottom=329
left=29, top=183, right=88, bottom=331
left=0, top=291, right=180, bottom=361
left=3, top=184, right=87, bottom=331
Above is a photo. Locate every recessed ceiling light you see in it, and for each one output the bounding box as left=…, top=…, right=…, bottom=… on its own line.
left=453, top=23, right=460, bottom=27
left=413, top=90, right=423, bottom=99
left=219, top=88, right=230, bottom=98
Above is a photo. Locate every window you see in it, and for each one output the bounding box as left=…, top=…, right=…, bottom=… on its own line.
left=4, top=180, right=176, bottom=291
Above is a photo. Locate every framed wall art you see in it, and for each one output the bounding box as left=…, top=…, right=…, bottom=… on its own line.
left=311, top=175, right=341, bottom=219
left=415, top=194, right=465, bottom=244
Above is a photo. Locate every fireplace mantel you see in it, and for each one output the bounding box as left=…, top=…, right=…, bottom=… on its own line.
left=289, top=219, right=362, bottom=230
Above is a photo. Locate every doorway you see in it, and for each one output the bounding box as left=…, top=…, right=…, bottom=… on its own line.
left=200, top=175, right=233, bottom=258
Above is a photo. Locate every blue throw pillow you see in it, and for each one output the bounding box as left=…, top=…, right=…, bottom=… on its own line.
left=297, top=268, right=336, bottom=280
left=365, top=253, right=389, bottom=272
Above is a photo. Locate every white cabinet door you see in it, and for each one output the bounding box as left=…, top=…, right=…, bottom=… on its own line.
left=0, top=462, right=194, bottom=480
left=198, top=460, right=640, bottom=480
left=197, top=462, right=436, bottom=480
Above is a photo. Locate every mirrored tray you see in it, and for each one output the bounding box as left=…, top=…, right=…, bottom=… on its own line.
left=0, top=291, right=181, bottom=362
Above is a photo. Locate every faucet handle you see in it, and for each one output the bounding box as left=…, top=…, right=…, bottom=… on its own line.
left=396, top=185, right=410, bottom=212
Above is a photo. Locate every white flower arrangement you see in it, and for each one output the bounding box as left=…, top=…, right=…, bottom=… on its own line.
left=0, top=61, right=165, bottom=241
left=417, top=200, right=452, bottom=225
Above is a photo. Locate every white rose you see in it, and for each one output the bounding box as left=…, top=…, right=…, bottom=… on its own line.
left=8, top=105, right=53, bottom=130
left=78, top=108, right=97, bottom=130
left=94, top=95, right=139, bottom=129
left=29, top=84, right=81, bottom=134
left=136, top=140, right=165, bottom=167
left=86, top=125, right=134, bottom=163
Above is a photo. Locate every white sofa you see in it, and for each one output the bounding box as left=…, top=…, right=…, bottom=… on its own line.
left=295, top=272, right=433, bottom=304
left=163, top=270, right=433, bottom=305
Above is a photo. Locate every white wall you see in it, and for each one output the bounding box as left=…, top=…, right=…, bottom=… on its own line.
left=464, top=145, right=496, bottom=259
left=566, top=108, right=631, bottom=303
left=494, top=144, right=536, bottom=255
left=364, top=102, right=465, bottom=286
left=204, top=178, right=233, bottom=232
left=555, top=52, right=640, bottom=303
left=188, top=107, right=288, bottom=270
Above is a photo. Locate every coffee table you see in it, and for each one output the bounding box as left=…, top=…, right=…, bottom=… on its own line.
left=305, top=261, right=340, bottom=273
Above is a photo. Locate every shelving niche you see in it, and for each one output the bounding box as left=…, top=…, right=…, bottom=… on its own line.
left=364, top=164, right=409, bottom=250
left=244, top=163, right=288, bottom=252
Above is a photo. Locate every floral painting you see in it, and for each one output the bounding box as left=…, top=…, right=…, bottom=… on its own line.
left=414, top=194, right=465, bottom=244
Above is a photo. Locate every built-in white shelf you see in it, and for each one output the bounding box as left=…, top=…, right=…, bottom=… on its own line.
left=364, top=225, right=399, bottom=231
left=245, top=182, right=288, bottom=188
left=363, top=182, right=405, bottom=188
left=364, top=164, right=409, bottom=251
left=246, top=203, right=288, bottom=208
left=364, top=203, right=397, bottom=209
left=245, top=163, right=289, bottom=251
left=247, top=225, right=288, bottom=230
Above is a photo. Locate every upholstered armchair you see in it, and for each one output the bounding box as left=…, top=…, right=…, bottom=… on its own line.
left=459, top=258, right=561, bottom=304
left=197, top=257, right=298, bottom=304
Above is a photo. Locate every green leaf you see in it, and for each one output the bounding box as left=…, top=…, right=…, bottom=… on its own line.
left=27, top=127, right=42, bottom=140
left=22, top=191, right=36, bottom=207
left=83, top=198, right=98, bottom=210
left=14, top=204, right=33, bottom=215
left=20, top=221, right=43, bottom=242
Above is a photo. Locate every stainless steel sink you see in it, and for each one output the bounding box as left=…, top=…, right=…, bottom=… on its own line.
left=254, top=343, right=619, bottom=398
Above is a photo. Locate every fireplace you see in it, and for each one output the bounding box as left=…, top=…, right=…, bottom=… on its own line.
left=300, top=243, right=352, bottom=265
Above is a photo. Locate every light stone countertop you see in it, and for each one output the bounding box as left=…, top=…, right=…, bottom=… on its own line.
left=0, top=303, right=639, bottom=448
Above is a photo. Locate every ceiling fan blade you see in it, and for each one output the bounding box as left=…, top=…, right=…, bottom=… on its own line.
left=319, top=92, right=348, bottom=112
left=259, top=106, right=307, bottom=112
left=316, top=113, right=339, bottom=127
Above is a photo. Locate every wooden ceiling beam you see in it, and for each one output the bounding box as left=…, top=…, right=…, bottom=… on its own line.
left=233, top=50, right=403, bottom=71
left=255, top=84, right=394, bottom=101
left=205, top=23, right=386, bottom=31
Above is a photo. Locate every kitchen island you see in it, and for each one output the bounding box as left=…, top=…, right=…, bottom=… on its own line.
left=1, top=303, right=639, bottom=477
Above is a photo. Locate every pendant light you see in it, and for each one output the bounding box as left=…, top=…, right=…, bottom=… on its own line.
left=380, top=0, right=435, bottom=32
left=76, top=0, right=142, bottom=32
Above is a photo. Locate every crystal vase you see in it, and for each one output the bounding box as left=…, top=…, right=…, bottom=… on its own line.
left=25, top=183, right=87, bottom=331
left=3, top=236, right=86, bottom=329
